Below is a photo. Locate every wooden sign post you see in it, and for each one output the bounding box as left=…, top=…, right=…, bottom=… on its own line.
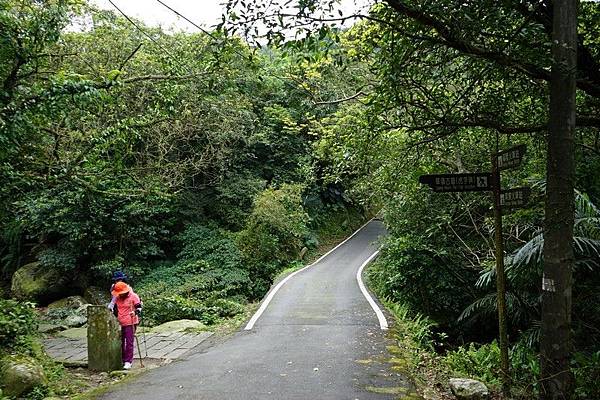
left=419, top=144, right=529, bottom=393
left=492, top=153, right=509, bottom=392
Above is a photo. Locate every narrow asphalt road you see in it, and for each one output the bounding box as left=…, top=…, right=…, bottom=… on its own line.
left=100, top=220, right=414, bottom=400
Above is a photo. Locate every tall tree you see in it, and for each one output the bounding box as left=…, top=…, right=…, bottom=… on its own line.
left=541, top=0, right=578, bottom=398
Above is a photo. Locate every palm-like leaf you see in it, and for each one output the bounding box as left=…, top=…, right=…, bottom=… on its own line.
left=510, top=190, right=600, bottom=272
left=464, top=186, right=600, bottom=333
left=459, top=291, right=538, bottom=326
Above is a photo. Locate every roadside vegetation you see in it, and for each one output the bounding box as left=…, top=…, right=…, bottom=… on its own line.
left=1, top=1, right=599, bottom=399
left=0, top=2, right=366, bottom=397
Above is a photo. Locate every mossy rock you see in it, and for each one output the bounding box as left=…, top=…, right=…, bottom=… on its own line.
left=58, top=327, right=88, bottom=339
left=148, top=319, right=206, bottom=333
left=44, top=297, right=90, bottom=328
left=38, top=323, right=67, bottom=334
left=11, top=262, right=69, bottom=304
left=64, top=313, right=87, bottom=328
left=48, top=296, right=87, bottom=310
left=0, top=355, right=48, bottom=397
left=84, top=286, right=111, bottom=305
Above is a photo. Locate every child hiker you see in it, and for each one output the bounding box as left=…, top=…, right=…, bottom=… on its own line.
left=111, top=281, right=142, bottom=370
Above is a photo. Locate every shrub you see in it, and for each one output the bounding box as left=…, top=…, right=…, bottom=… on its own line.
left=237, top=184, right=309, bottom=275
left=142, top=295, right=244, bottom=325
left=178, top=224, right=252, bottom=296
left=573, top=351, right=600, bottom=400
left=0, top=300, right=38, bottom=352
left=368, top=236, right=480, bottom=328
left=235, top=184, right=310, bottom=298
left=386, top=302, right=441, bottom=351
left=136, top=225, right=251, bottom=325
left=444, top=340, right=541, bottom=398
left=16, top=183, right=175, bottom=275
left=208, top=174, right=266, bottom=229
left=444, top=342, right=503, bottom=387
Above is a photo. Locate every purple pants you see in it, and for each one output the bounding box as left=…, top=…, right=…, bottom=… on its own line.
left=121, top=325, right=135, bottom=364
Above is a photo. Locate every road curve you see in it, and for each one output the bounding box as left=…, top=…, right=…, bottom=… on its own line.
left=100, top=220, right=413, bottom=400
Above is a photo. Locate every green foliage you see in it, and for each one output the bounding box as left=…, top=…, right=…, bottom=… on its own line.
left=208, top=175, right=266, bottom=229
left=175, top=224, right=251, bottom=297
left=249, top=105, right=311, bottom=184
left=137, top=224, right=251, bottom=325
left=237, top=184, right=310, bottom=290
left=0, top=300, right=38, bottom=352
left=16, top=182, right=175, bottom=275
left=385, top=302, right=441, bottom=351
left=369, top=237, right=480, bottom=328
left=143, top=295, right=245, bottom=326
left=0, top=3, right=337, bottom=298
left=444, top=341, right=600, bottom=399
left=445, top=342, right=503, bottom=387
left=444, top=340, right=540, bottom=399
left=573, top=351, right=600, bottom=400
left=465, top=189, right=600, bottom=347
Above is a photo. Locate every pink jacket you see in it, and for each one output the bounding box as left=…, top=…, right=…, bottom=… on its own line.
left=115, top=292, right=141, bottom=326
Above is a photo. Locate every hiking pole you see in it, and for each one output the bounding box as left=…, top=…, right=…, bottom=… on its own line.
left=134, top=334, right=145, bottom=368
left=141, top=311, right=148, bottom=358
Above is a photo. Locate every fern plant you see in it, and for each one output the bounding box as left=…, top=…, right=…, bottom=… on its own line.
left=459, top=186, right=600, bottom=345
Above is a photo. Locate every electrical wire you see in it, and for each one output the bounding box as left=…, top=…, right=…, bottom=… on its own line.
left=107, top=0, right=193, bottom=75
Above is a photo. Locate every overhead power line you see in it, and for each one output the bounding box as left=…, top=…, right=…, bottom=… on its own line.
left=155, top=0, right=222, bottom=43
left=154, top=0, right=313, bottom=94
left=107, top=0, right=193, bottom=75
left=154, top=0, right=255, bottom=63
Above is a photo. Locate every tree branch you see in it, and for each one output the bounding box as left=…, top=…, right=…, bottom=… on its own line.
left=383, top=0, right=600, bottom=99
left=314, top=90, right=365, bottom=105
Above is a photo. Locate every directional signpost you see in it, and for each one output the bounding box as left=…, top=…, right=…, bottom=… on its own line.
left=418, top=173, right=492, bottom=192
left=497, top=144, right=526, bottom=171
left=500, top=187, right=531, bottom=209
left=419, top=143, right=530, bottom=394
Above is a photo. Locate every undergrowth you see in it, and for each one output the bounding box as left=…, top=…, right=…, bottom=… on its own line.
left=374, top=274, right=600, bottom=399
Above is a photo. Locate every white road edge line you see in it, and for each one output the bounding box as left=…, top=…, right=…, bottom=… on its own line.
left=356, top=250, right=388, bottom=330
left=244, top=218, right=375, bottom=331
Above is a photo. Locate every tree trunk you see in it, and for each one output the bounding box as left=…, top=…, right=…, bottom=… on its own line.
left=540, top=1, right=577, bottom=399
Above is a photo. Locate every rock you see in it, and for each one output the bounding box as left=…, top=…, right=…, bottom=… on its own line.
left=48, top=296, right=87, bottom=310
left=38, top=323, right=67, bottom=334
left=45, top=298, right=90, bottom=327
left=58, top=327, right=88, bottom=339
left=449, top=378, right=489, bottom=400
left=64, top=314, right=87, bottom=327
left=0, top=355, right=47, bottom=397
left=149, top=319, right=205, bottom=333
left=11, top=262, right=69, bottom=304
left=87, top=306, right=122, bottom=372
left=84, top=286, right=111, bottom=305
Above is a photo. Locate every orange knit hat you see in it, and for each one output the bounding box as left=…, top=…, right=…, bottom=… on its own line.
left=111, top=281, right=131, bottom=297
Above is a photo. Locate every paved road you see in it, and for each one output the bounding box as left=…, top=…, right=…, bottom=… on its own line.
left=100, top=220, right=413, bottom=400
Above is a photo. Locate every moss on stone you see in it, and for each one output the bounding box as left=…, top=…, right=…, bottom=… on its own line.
left=365, top=385, right=408, bottom=395
left=11, top=262, right=67, bottom=303
left=0, top=354, right=48, bottom=397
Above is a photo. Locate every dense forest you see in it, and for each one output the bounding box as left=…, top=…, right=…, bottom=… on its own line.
left=1, top=0, right=599, bottom=399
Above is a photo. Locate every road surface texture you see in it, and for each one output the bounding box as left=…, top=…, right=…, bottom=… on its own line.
left=100, top=220, right=415, bottom=400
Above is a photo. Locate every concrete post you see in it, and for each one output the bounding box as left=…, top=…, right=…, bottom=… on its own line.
left=87, top=305, right=122, bottom=371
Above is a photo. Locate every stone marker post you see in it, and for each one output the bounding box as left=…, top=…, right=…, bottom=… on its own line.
left=87, top=305, right=122, bottom=371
